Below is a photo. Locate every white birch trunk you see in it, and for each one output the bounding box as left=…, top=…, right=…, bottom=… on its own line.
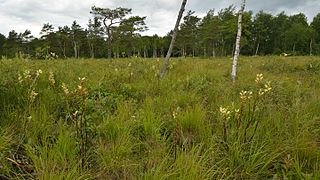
left=160, top=0, right=187, bottom=78
left=255, top=42, right=260, bottom=56
left=212, top=42, right=216, bottom=58
left=144, top=46, right=147, bottom=58
left=231, top=0, right=246, bottom=83
left=74, top=41, right=78, bottom=58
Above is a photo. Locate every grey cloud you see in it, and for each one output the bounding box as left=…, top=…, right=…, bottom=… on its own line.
left=0, top=0, right=319, bottom=37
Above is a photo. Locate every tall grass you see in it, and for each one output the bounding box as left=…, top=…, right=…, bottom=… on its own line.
left=0, top=56, right=319, bottom=179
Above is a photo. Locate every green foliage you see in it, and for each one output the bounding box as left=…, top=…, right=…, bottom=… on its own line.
left=0, top=57, right=319, bottom=179
left=2, top=7, right=320, bottom=59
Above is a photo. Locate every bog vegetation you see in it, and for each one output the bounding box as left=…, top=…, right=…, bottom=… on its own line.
left=0, top=56, right=320, bottom=179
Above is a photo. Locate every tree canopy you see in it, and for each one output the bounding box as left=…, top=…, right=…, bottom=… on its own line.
left=1, top=6, right=320, bottom=59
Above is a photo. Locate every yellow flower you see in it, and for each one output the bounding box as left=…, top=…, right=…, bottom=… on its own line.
left=240, top=90, right=253, bottom=101
left=172, top=111, right=177, bottom=119
left=29, top=90, right=38, bottom=102
left=264, top=81, right=272, bottom=92
left=255, top=73, right=264, bottom=84
left=61, top=83, right=69, bottom=95
left=49, top=71, right=55, bottom=85
left=258, top=81, right=272, bottom=96
left=219, top=106, right=231, bottom=120
left=78, top=77, right=86, bottom=82
left=73, top=111, right=79, bottom=117
left=36, top=69, right=43, bottom=76
left=23, top=70, right=31, bottom=79
left=258, top=89, right=265, bottom=96
left=18, top=74, right=23, bottom=84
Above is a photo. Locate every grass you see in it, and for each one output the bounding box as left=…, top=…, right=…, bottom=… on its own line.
left=0, top=56, right=319, bottom=179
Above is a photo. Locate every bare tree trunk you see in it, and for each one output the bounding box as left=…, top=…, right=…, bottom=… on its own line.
left=78, top=46, right=81, bottom=58
left=74, top=41, right=78, bottom=58
left=144, top=46, right=147, bottom=58
left=138, top=49, right=141, bottom=57
left=255, top=42, right=260, bottom=56
left=182, top=46, right=185, bottom=57
left=231, top=0, right=246, bottom=83
left=310, top=39, right=313, bottom=56
left=222, top=42, right=225, bottom=56
left=212, top=42, right=216, bottom=58
left=90, top=44, right=95, bottom=59
left=161, top=47, right=164, bottom=57
left=59, top=43, right=66, bottom=58
left=133, top=47, right=136, bottom=56
left=159, top=0, right=187, bottom=78
left=63, top=42, right=66, bottom=58
left=106, top=27, right=112, bottom=59
left=231, top=43, right=235, bottom=57
left=192, top=47, right=195, bottom=58
left=115, top=48, right=119, bottom=58
left=293, top=43, right=296, bottom=54
left=204, top=47, right=207, bottom=57
left=153, top=46, right=157, bottom=58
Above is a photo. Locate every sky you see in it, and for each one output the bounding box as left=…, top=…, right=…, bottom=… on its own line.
left=0, top=0, right=319, bottom=37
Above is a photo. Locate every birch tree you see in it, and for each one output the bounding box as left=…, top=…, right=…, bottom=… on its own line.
left=160, top=0, right=187, bottom=78
left=231, top=0, right=246, bottom=82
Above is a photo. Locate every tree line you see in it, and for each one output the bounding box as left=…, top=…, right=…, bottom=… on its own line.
left=1, top=5, right=320, bottom=59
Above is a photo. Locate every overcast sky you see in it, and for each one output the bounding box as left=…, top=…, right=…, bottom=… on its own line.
left=0, top=0, right=319, bottom=37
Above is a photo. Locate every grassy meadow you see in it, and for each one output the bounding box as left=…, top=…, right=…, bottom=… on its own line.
left=0, top=56, right=320, bottom=179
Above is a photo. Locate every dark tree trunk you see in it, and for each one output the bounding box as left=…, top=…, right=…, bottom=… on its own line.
left=161, top=47, right=164, bottom=57
left=107, top=39, right=112, bottom=59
